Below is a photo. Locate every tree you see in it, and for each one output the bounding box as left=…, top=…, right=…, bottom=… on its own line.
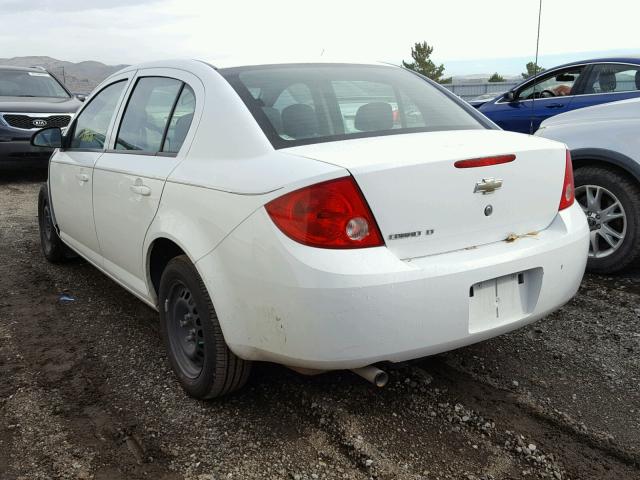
left=521, top=61, right=545, bottom=79
left=488, top=72, right=505, bottom=83
left=403, top=41, right=447, bottom=83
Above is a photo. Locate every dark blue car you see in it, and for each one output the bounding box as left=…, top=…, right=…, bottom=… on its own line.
left=477, top=56, right=640, bottom=134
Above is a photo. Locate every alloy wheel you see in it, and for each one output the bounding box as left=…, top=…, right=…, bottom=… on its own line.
left=575, top=184, right=626, bottom=259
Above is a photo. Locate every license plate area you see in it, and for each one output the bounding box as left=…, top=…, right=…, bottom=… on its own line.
left=468, top=268, right=543, bottom=333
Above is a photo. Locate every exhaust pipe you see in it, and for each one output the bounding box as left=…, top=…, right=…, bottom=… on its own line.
left=351, top=366, right=388, bottom=387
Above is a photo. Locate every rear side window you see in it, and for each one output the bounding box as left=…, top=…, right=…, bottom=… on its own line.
left=115, top=77, right=182, bottom=152
left=162, top=85, right=196, bottom=153
left=221, top=64, right=483, bottom=148
left=587, top=64, right=640, bottom=93
left=70, top=80, right=127, bottom=150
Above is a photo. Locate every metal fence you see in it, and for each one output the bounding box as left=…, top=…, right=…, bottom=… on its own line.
left=441, top=81, right=520, bottom=100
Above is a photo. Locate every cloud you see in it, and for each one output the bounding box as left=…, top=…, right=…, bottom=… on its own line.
left=0, top=0, right=160, bottom=13
left=0, top=0, right=637, bottom=72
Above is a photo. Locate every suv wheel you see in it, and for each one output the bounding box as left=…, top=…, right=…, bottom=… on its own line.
left=158, top=255, right=251, bottom=399
left=574, top=167, right=640, bottom=274
left=38, top=184, right=73, bottom=263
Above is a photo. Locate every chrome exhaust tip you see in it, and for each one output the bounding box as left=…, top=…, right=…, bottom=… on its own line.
left=351, top=365, right=388, bottom=387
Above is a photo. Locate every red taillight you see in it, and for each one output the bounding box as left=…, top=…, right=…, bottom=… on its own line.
left=265, top=176, right=384, bottom=249
left=454, top=154, right=516, bottom=168
left=559, top=149, right=575, bottom=211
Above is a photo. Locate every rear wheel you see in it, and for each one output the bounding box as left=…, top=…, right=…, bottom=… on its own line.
left=38, top=184, right=73, bottom=263
left=574, top=167, right=640, bottom=274
left=158, top=255, right=251, bottom=399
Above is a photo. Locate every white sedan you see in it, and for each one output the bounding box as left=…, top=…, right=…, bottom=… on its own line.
left=537, top=97, right=640, bottom=273
left=32, top=59, right=589, bottom=398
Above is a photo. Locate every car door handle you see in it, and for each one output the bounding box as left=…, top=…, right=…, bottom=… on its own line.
left=75, top=173, right=90, bottom=183
left=130, top=184, right=151, bottom=196
left=545, top=103, right=565, bottom=109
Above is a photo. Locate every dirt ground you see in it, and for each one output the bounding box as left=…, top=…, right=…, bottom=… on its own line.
left=1, top=170, right=639, bottom=480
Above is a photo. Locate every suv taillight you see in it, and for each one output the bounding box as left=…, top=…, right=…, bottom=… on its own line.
left=265, top=176, right=384, bottom=249
left=559, top=150, right=575, bottom=211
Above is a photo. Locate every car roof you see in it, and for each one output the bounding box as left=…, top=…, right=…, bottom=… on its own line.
left=208, top=56, right=392, bottom=69
left=114, top=57, right=395, bottom=75
left=552, top=55, right=640, bottom=69
left=0, top=65, right=49, bottom=73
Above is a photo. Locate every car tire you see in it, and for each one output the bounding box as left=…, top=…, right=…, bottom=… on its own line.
left=574, top=167, right=640, bottom=274
left=38, top=184, right=73, bottom=263
left=158, top=255, right=251, bottom=399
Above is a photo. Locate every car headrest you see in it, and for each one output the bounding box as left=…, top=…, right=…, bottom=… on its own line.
left=598, top=71, right=617, bottom=92
left=281, top=104, right=318, bottom=139
left=354, top=102, right=393, bottom=132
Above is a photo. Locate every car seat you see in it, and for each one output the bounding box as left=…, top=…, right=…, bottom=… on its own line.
left=354, top=102, right=393, bottom=132
left=281, top=104, right=318, bottom=139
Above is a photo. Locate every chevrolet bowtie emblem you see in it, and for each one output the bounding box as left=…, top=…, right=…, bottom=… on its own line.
left=474, top=177, right=503, bottom=195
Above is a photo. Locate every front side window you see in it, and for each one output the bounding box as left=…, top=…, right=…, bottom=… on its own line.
left=115, top=77, right=183, bottom=152
left=518, top=66, right=585, bottom=100
left=70, top=80, right=127, bottom=150
left=221, top=64, right=484, bottom=148
left=586, top=64, right=640, bottom=93
left=0, top=69, right=69, bottom=98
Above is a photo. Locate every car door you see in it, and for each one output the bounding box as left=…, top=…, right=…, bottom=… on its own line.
left=49, top=76, right=130, bottom=263
left=569, top=62, right=640, bottom=112
left=92, top=68, right=200, bottom=298
left=487, top=65, right=587, bottom=134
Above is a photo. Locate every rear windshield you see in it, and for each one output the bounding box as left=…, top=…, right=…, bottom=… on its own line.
left=221, top=64, right=484, bottom=148
left=0, top=69, right=69, bottom=98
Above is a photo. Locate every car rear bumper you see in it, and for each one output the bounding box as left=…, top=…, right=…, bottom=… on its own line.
left=197, top=202, right=589, bottom=370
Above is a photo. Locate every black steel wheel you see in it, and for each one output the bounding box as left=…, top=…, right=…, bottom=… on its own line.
left=38, top=184, right=73, bottom=263
left=165, top=281, right=205, bottom=379
left=158, top=255, right=251, bottom=399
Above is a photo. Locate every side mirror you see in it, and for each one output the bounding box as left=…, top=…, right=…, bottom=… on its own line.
left=31, top=127, right=63, bottom=148
left=504, top=91, right=517, bottom=102
left=75, top=94, right=86, bottom=102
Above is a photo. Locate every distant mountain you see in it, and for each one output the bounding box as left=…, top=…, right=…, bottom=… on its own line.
left=0, top=56, right=128, bottom=94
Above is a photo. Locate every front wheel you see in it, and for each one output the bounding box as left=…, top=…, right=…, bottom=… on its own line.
left=574, top=167, right=640, bottom=274
left=38, top=184, right=73, bottom=263
left=158, top=255, right=251, bottom=399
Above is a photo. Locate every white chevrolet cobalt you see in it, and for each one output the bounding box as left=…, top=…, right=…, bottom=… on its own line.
left=33, top=59, right=589, bottom=398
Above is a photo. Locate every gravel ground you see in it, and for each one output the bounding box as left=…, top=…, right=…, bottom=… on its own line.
left=1, top=170, right=639, bottom=480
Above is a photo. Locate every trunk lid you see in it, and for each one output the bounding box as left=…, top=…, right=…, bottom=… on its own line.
left=285, top=130, right=567, bottom=259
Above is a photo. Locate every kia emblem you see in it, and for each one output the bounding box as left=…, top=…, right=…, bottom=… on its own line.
left=32, top=119, right=48, bottom=128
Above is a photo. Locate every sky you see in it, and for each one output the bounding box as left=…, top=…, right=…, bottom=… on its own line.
left=0, top=0, right=638, bottom=76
